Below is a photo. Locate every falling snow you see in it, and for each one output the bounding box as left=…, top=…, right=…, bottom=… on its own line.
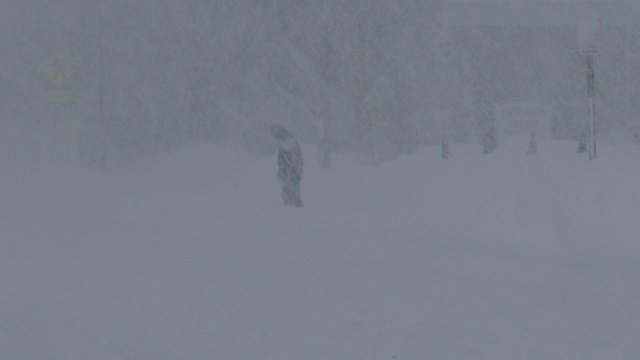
left=1, top=1, right=640, bottom=359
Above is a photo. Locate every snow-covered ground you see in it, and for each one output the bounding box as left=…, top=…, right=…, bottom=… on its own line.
left=2, top=138, right=640, bottom=359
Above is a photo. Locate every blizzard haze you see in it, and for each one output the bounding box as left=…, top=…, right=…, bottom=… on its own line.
left=1, top=1, right=640, bottom=359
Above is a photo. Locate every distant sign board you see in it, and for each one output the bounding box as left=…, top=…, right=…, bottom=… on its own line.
left=578, top=20, right=601, bottom=56
left=41, top=53, right=74, bottom=103
left=41, top=53, right=73, bottom=87
left=495, top=99, right=552, bottom=139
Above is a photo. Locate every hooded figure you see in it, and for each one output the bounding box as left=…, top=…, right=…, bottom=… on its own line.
left=271, top=124, right=304, bottom=207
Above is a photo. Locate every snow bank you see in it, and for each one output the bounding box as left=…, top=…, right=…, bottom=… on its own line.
left=1, top=139, right=639, bottom=359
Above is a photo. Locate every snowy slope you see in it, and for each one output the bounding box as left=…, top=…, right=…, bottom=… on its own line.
left=2, top=139, right=640, bottom=359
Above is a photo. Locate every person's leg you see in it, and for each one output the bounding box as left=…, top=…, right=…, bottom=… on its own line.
left=292, top=178, right=302, bottom=207
left=282, top=181, right=290, bottom=205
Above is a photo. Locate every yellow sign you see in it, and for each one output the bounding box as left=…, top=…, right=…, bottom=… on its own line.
left=42, top=53, right=73, bottom=87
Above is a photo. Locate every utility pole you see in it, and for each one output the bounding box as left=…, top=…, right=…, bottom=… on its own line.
left=95, top=2, right=110, bottom=169
left=363, top=17, right=377, bottom=166
left=586, top=54, right=596, bottom=160
left=578, top=20, right=600, bottom=160
left=97, top=3, right=104, bottom=131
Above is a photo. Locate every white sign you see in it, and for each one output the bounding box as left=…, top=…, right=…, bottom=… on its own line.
left=495, top=99, right=552, bottom=140
left=578, top=20, right=601, bottom=56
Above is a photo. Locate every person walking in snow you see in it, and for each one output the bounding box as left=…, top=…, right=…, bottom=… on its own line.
left=271, top=124, right=304, bottom=207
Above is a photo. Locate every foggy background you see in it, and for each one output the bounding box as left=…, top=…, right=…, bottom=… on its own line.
left=1, top=0, right=639, bottom=167
left=4, top=2, right=640, bottom=359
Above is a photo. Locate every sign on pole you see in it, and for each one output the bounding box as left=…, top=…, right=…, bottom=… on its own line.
left=42, top=53, right=73, bottom=87
left=495, top=98, right=553, bottom=140
left=578, top=20, right=601, bottom=56
left=41, top=52, right=73, bottom=104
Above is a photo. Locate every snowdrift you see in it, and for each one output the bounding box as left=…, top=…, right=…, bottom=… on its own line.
left=2, top=138, right=640, bottom=359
